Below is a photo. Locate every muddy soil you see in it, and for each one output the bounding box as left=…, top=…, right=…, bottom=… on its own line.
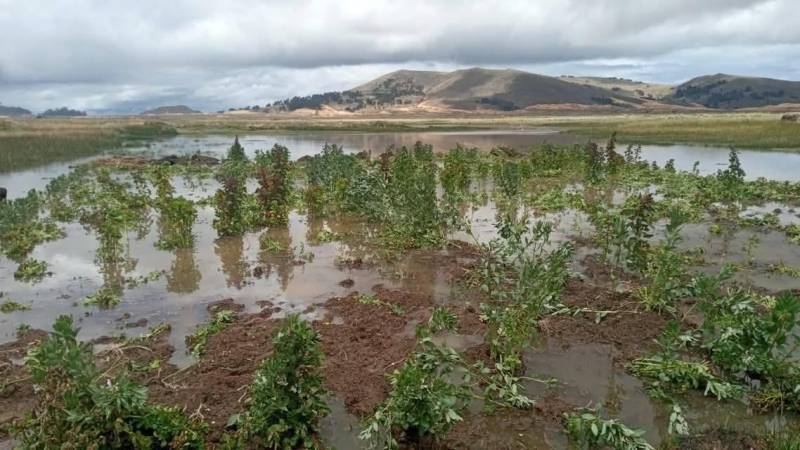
left=0, top=330, right=47, bottom=440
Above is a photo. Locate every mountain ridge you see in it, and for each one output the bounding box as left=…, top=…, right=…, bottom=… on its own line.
left=264, top=68, right=800, bottom=114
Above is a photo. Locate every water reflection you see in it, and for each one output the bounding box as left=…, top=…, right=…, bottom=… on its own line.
left=166, top=248, right=201, bottom=294
left=214, top=235, right=249, bottom=289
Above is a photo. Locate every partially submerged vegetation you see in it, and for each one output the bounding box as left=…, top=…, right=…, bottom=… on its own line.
left=2, top=129, right=800, bottom=449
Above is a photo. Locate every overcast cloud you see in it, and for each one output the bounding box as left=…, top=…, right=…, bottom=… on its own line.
left=1, top=0, right=799, bottom=113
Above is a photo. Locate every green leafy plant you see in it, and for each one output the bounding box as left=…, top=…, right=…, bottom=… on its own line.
left=1, top=299, right=31, bottom=313
left=563, top=407, right=653, bottom=450
left=14, top=258, right=50, bottom=282
left=213, top=138, right=251, bottom=237
left=186, top=309, right=235, bottom=357
left=244, top=315, right=329, bottom=449
left=254, top=144, right=293, bottom=227
left=13, top=315, right=205, bottom=448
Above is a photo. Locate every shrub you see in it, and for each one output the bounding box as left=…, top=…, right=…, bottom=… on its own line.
left=246, top=315, right=329, bottom=449
left=13, top=315, right=205, bottom=448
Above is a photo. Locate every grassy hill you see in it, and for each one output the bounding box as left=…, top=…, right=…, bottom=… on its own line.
left=141, top=105, right=201, bottom=115
left=668, top=74, right=800, bottom=108
left=271, top=68, right=639, bottom=112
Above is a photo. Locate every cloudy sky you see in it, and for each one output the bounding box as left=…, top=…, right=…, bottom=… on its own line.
left=1, top=0, right=799, bottom=113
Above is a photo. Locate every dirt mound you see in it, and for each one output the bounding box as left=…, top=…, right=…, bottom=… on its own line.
left=315, top=285, right=435, bottom=416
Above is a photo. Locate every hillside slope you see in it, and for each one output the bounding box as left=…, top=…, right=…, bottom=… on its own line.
left=270, top=68, right=639, bottom=112
left=668, top=74, right=800, bottom=108
left=141, top=105, right=201, bottom=115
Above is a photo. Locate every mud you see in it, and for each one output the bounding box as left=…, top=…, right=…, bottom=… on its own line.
left=316, top=286, right=435, bottom=416
left=0, top=329, right=46, bottom=439
left=540, top=256, right=667, bottom=366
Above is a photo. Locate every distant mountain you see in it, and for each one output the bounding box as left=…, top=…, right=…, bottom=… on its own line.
left=668, top=74, right=800, bottom=109
left=0, top=104, right=32, bottom=116
left=39, top=107, right=87, bottom=117
left=141, top=105, right=201, bottom=115
left=268, top=68, right=643, bottom=113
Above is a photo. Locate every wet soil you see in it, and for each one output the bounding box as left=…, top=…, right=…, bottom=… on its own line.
left=316, top=285, right=435, bottom=416
left=0, top=329, right=47, bottom=439
left=540, top=255, right=668, bottom=366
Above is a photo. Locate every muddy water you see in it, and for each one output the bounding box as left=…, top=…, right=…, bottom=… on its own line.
left=523, top=341, right=791, bottom=447
left=3, top=132, right=800, bottom=199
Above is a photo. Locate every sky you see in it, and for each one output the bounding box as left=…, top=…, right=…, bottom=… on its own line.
left=1, top=0, right=799, bottom=114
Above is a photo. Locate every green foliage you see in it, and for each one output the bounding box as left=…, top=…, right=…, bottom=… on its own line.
left=84, top=286, right=122, bottom=308
left=14, top=315, right=205, bottom=449
left=634, top=208, right=689, bottom=312
left=156, top=196, right=196, bottom=250
left=630, top=356, right=742, bottom=401
left=186, top=309, right=235, bottom=357
left=357, top=293, right=405, bottom=316
left=1, top=299, right=31, bottom=313
left=245, top=315, right=329, bottom=449
left=563, top=407, right=653, bottom=450
left=362, top=309, right=533, bottom=449
left=0, top=190, right=63, bottom=261
left=382, top=143, right=445, bottom=248
left=226, top=136, right=248, bottom=163
left=213, top=142, right=249, bottom=236
left=14, top=258, right=50, bottom=282
left=254, top=144, right=293, bottom=227
left=440, top=145, right=478, bottom=202
left=473, top=216, right=573, bottom=371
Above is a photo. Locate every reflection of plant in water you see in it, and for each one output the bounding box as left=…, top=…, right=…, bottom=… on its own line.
left=215, top=235, right=249, bottom=288
left=166, top=248, right=201, bottom=294
left=258, top=227, right=294, bottom=290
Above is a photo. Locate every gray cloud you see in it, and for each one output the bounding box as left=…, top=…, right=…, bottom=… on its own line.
left=1, top=0, right=798, bottom=113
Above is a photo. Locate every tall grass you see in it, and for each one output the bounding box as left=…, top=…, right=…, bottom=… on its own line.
left=0, top=119, right=177, bottom=172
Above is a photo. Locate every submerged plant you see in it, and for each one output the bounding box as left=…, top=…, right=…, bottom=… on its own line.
left=254, top=144, right=293, bottom=227
left=213, top=138, right=251, bottom=237
left=14, top=258, right=50, bottom=282
left=156, top=196, right=197, bottom=250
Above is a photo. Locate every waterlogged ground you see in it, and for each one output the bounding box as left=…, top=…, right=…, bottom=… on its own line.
left=2, top=132, right=800, bottom=448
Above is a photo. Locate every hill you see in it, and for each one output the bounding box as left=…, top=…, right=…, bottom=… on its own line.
left=0, top=104, right=32, bottom=116
left=39, top=107, right=87, bottom=117
left=141, top=105, right=201, bottom=115
left=668, top=74, right=800, bottom=108
left=269, top=68, right=641, bottom=113
left=558, top=76, right=674, bottom=100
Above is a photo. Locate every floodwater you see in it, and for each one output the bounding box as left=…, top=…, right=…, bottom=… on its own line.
left=3, top=131, right=800, bottom=198
left=1, top=131, right=800, bottom=447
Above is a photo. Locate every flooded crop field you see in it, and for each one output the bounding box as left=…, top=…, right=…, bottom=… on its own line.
left=2, top=130, right=800, bottom=449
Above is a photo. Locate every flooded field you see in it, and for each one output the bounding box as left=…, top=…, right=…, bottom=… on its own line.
left=2, top=131, right=800, bottom=449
